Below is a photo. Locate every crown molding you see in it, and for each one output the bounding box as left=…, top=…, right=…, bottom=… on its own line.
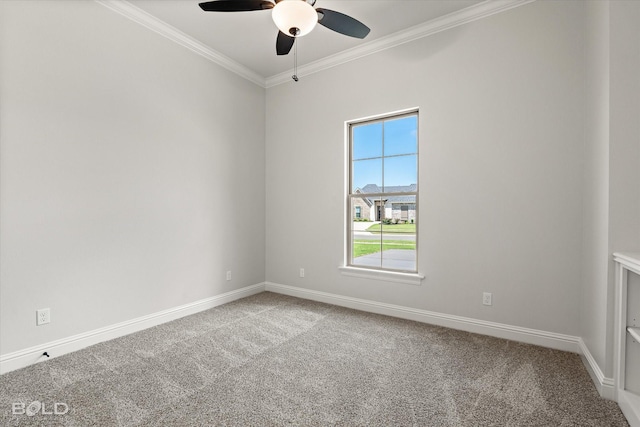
left=96, top=0, right=535, bottom=89
left=95, top=0, right=267, bottom=87
left=265, top=0, right=536, bottom=88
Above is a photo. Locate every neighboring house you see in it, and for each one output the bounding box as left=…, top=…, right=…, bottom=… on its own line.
left=351, top=190, right=373, bottom=220
left=353, top=184, right=417, bottom=222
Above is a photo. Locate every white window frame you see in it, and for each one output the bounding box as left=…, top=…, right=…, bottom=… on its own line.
left=341, top=108, right=424, bottom=285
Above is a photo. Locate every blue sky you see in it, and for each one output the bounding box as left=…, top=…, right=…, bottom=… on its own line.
left=352, top=115, right=417, bottom=191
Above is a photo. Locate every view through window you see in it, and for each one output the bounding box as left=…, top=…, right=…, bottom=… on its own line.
left=348, top=110, right=418, bottom=273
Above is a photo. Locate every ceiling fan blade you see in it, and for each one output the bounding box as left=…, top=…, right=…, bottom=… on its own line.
left=276, top=31, right=294, bottom=55
left=316, top=8, right=370, bottom=39
left=199, top=0, right=274, bottom=12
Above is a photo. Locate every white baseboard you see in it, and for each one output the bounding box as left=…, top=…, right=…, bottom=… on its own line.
left=618, top=389, right=640, bottom=427
left=265, top=282, right=581, bottom=353
left=265, top=283, right=625, bottom=402
left=578, top=338, right=615, bottom=400
left=0, top=282, right=266, bottom=375
left=2, top=281, right=618, bottom=409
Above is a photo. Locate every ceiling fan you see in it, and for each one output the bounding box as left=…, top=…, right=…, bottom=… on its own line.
left=198, top=0, right=371, bottom=56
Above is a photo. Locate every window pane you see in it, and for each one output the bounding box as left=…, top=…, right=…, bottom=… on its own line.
left=384, top=115, right=417, bottom=156
left=353, top=122, right=382, bottom=160
left=352, top=158, right=382, bottom=192
left=383, top=154, right=417, bottom=191
left=351, top=196, right=381, bottom=268
left=348, top=111, right=418, bottom=274
left=380, top=196, right=416, bottom=271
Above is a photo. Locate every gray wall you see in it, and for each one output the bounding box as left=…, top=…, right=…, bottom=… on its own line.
left=2, top=0, right=638, bottom=388
left=607, top=0, right=640, bottom=374
left=266, top=1, right=585, bottom=335
left=581, top=0, right=611, bottom=378
left=0, top=1, right=266, bottom=354
left=580, top=0, right=640, bottom=379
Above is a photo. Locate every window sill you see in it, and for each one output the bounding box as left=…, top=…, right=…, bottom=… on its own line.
left=339, top=266, right=424, bottom=286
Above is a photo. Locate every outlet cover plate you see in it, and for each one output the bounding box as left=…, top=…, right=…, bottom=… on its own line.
left=37, top=308, right=51, bottom=326
left=482, top=292, right=492, bottom=306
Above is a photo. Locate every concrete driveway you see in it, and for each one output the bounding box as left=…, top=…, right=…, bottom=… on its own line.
left=352, top=249, right=416, bottom=271
left=351, top=221, right=379, bottom=231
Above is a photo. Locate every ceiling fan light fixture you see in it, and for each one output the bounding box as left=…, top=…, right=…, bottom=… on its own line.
left=272, top=0, right=318, bottom=37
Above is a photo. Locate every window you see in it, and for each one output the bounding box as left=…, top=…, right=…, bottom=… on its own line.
left=347, top=110, right=418, bottom=273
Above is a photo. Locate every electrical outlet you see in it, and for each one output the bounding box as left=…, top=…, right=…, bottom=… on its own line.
left=226, top=271, right=232, bottom=281
left=482, top=292, right=492, bottom=306
left=299, top=268, right=305, bottom=278
left=36, top=308, right=50, bottom=326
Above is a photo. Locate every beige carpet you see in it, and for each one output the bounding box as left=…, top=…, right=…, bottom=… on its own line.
left=0, top=292, right=629, bottom=426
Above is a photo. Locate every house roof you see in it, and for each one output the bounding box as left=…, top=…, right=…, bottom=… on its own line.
left=353, top=188, right=374, bottom=207
left=360, top=184, right=417, bottom=193
left=387, top=196, right=416, bottom=204
left=355, top=184, right=416, bottom=207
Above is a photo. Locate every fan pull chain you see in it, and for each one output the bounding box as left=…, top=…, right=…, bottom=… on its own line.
left=292, top=38, right=299, bottom=82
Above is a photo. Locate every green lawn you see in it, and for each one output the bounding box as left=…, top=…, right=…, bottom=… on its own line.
left=366, top=223, right=416, bottom=233
left=353, top=239, right=416, bottom=257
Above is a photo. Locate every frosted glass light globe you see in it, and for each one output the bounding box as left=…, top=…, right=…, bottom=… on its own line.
left=272, top=0, right=318, bottom=37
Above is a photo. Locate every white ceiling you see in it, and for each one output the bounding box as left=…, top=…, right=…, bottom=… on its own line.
left=127, top=0, right=482, bottom=79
